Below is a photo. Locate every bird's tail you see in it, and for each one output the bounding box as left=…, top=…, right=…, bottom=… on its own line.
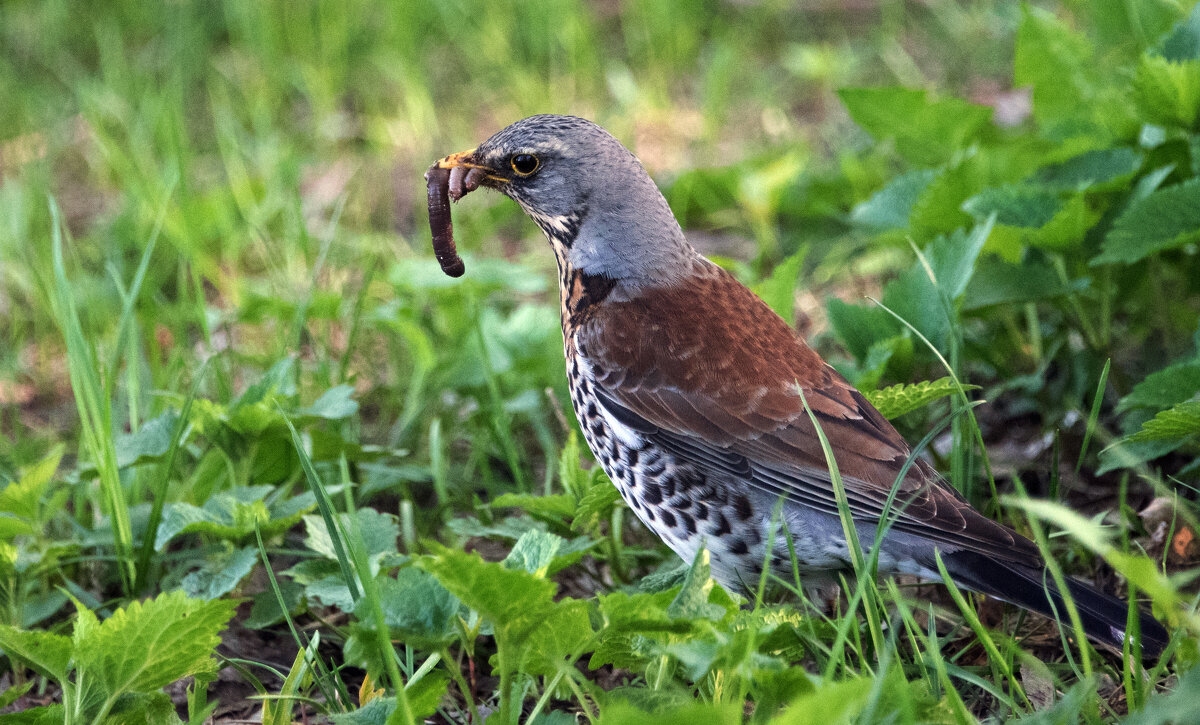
left=940, top=550, right=1169, bottom=661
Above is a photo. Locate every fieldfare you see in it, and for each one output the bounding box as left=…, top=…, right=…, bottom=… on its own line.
left=426, top=114, right=1169, bottom=659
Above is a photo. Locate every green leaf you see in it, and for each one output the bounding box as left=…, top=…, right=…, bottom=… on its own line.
left=964, top=256, right=1089, bottom=309
left=1119, top=359, right=1200, bottom=411
left=572, top=479, right=622, bottom=534
left=419, top=547, right=557, bottom=630
left=668, top=549, right=725, bottom=621
left=1135, top=55, right=1200, bottom=128
left=838, top=87, right=992, bottom=165
left=503, top=529, right=564, bottom=576
left=155, top=486, right=315, bottom=549
left=360, top=568, right=459, bottom=647
left=74, top=590, right=235, bottom=698
left=1127, top=400, right=1200, bottom=443
left=305, top=508, right=398, bottom=563
left=753, top=246, right=807, bottom=326
left=962, top=186, right=1061, bottom=228
left=179, top=545, right=259, bottom=600
left=298, top=385, right=359, bottom=420
left=1014, top=7, right=1098, bottom=127
left=850, top=169, right=938, bottom=230
left=863, top=378, right=979, bottom=420
left=0, top=625, right=71, bottom=682
left=1095, top=177, right=1200, bottom=264
left=599, top=701, right=742, bottom=725
left=826, top=299, right=902, bottom=363
left=0, top=704, right=66, bottom=725
left=0, top=446, right=62, bottom=522
left=1029, top=147, right=1144, bottom=191
left=114, top=411, right=179, bottom=469
left=770, top=677, right=874, bottom=724
left=1156, top=2, right=1200, bottom=62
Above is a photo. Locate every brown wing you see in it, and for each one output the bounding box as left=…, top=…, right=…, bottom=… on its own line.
left=576, top=260, right=1039, bottom=565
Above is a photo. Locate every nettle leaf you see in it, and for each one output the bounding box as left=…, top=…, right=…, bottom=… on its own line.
left=1094, top=177, right=1200, bottom=264
left=962, top=185, right=1061, bottom=228
left=1128, top=400, right=1200, bottom=443
left=668, top=549, right=727, bottom=622
left=1157, top=2, right=1200, bottom=62
left=180, top=545, right=259, bottom=600
left=419, top=548, right=592, bottom=676
left=1134, top=55, right=1200, bottom=128
left=1029, top=147, right=1143, bottom=191
left=155, top=486, right=315, bottom=550
left=753, top=246, right=807, bottom=326
left=850, top=169, right=938, bottom=230
left=572, top=480, right=623, bottom=534
left=1015, top=7, right=1098, bottom=126
left=298, top=385, right=359, bottom=420
left=863, top=378, right=979, bottom=420
left=114, top=411, right=179, bottom=469
left=503, top=529, right=563, bottom=576
left=359, top=567, right=459, bottom=647
left=74, top=590, right=235, bottom=698
left=0, top=446, right=63, bottom=524
left=492, top=492, right=576, bottom=524
left=826, top=299, right=902, bottom=363
left=1119, top=359, right=1200, bottom=411
left=838, top=87, right=992, bottom=165
left=0, top=625, right=71, bottom=682
left=305, top=508, right=399, bottom=563
left=963, top=256, right=1089, bottom=310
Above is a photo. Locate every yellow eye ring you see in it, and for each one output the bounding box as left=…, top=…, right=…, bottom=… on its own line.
left=511, top=154, right=540, bottom=176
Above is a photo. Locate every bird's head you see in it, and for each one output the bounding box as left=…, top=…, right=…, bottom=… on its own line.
left=434, top=114, right=694, bottom=287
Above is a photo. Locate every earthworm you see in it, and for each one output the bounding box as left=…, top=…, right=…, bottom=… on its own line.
left=424, top=164, right=465, bottom=277
left=448, top=165, right=486, bottom=202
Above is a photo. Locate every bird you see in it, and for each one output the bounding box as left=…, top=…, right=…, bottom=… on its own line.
left=429, top=114, right=1170, bottom=659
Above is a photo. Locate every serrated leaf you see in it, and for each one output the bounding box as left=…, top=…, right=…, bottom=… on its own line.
left=668, top=549, right=725, bottom=621
left=1127, top=400, right=1200, bottom=443
left=419, top=548, right=591, bottom=676
left=114, top=411, right=179, bottom=469
left=1015, top=8, right=1098, bottom=127
left=964, top=256, right=1089, bottom=310
left=503, top=529, right=563, bottom=576
left=491, top=492, right=576, bottom=522
left=0, top=625, right=71, bottom=681
left=1029, top=147, right=1143, bottom=191
left=304, top=508, right=398, bottom=562
left=753, top=246, right=807, bottom=325
left=1095, top=177, right=1200, bottom=264
left=599, top=700, right=742, bottom=725
left=838, top=87, right=992, bottom=165
left=298, top=385, right=359, bottom=420
left=155, top=486, right=315, bottom=550
left=359, top=568, right=458, bottom=647
left=826, top=299, right=902, bottom=363
left=74, top=590, right=235, bottom=698
left=1157, top=2, right=1200, bottom=62
left=179, top=545, right=259, bottom=600
left=862, top=378, right=979, bottom=420
left=1119, top=360, right=1200, bottom=411
left=572, top=481, right=622, bottom=534
left=850, top=169, right=938, bottom=230
left=772, top=677, right=874, bottom=724
left=962, top=185, right=1061, bottom=227
left=0, top=446, right=63, bottom=525
left=1135, top=55, right=1200, bottom=128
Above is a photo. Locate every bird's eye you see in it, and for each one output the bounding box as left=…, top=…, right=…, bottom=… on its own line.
left=511, top=154, right=540, bottom=176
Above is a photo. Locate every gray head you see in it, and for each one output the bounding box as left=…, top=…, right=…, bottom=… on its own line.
left=441, top=115, right=695, bottom=287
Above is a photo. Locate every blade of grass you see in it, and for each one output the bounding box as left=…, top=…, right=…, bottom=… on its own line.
left=48, top=199, right=135, bottom=593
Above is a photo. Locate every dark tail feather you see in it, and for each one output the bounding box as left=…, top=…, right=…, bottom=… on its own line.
left=941, top=550, right=1169, bottom=661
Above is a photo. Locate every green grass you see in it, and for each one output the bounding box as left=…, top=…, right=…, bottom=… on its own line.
left=1, top=0, right=1199, bottom=722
